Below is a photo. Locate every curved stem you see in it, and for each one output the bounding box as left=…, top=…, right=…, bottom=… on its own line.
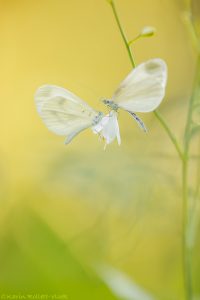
left=109, top=1, right=136, bottom=68
left=154, top=110, right=184, bottom=161
left=182, top=155, right=193, bottom=300
left=107, top=1, right=196, bottom=300
left=182, top=54, right=200, bottom=300
left=184, top=56, right=200, bottom=145
left=128, top=34, right=141, bottom=45
left=108, top=0, right=183, bottom=160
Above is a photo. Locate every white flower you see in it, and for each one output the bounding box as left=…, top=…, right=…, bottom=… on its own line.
left=92, top=110, right=121, bottom=148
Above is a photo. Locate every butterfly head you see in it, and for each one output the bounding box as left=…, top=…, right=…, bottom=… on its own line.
left=102, top=99, right=118, bottom=111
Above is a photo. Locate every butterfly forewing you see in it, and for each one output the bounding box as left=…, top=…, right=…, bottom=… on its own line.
left=112, top=59, right=167, bottom=113
left=35, top=85, right=100, bottom=143
left=35, top=85, right=94, bottom=113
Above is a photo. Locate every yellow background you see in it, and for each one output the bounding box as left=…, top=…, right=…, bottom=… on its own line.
left=0, top=1, right=199, bottom=299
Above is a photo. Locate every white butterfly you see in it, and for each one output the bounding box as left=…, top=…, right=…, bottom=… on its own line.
left=35, top=85, right=104, bottom=144
left=94, top=58, right=167, bottom=146
left=35, top=58, right=167, bottom=147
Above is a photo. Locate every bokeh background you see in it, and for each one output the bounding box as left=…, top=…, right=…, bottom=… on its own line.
left=0, top=0, right=199, bottom=299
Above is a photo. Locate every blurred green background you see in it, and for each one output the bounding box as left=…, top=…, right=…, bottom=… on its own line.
left=0, top=0, right=199, bottom=299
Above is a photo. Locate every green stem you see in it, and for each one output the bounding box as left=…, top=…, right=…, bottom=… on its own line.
left=108, top=0, right=183, bottom=161
left=182, top=1, right=200, bottom=297
left=184, top=56, right=200, bottom=145
left=109, top=1, right=136, bottom=68
left=128, top=34, right=141, bottom=45
left=154, top=110, right=184, bottom=161
left=182, top=54, right=200, bottom=300
left=182, top=155, right=193, bottom=300
left=107, top=1, right=198, bottom=300
left=193, top=137, right=200, bottom=212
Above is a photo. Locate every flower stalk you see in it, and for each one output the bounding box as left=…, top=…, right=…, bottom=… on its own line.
left=107, top=1, right=200, bottom=299
left=109, top=0, right=136, bottom=68
left=108, top=0, right=183, bottom=162
left=182, top=54, right=200, bottom=300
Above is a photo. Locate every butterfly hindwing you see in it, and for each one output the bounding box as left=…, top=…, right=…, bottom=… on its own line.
left=126, top=111, right=147, bottom=132
left=35, top=85, right=100, bottom=143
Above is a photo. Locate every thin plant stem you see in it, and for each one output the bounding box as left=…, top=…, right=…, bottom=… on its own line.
left=154, top=110, right=184, bottom=161
left=181, top=0, right=200, bottom=297
left=184, top=55, right=200, bottom=146
left=153, top=111, right=184, bottom=161
left=109, top=0, right=136, bottom=68
left=182, top=156, right=192, bottom=300
left=182, top=54, right=200, bottom=300
left=107, top=1, right=198, bottom=300
left=128, top=34, right=141, bottom=45
left=193, top=136, right=200, bottom=213
left=108, top=0, right=183, bottom=161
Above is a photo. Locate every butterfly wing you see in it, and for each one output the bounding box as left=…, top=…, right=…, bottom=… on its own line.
left=35, top=85, right=101, bottom=144
left=127, top=111, right=147, bottom=132
left=112, top=59, right=167, bottom=113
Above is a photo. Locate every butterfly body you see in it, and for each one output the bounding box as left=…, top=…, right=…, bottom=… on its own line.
left=102, top=99, right=119, bottom=111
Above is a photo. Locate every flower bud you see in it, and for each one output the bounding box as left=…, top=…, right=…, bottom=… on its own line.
left=140, top=26, right=156, bottom=37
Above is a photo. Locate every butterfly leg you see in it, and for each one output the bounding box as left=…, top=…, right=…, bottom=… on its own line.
left=97, top=133, right=107, bottom=149
left=127, top=111, right=147, bottom=132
